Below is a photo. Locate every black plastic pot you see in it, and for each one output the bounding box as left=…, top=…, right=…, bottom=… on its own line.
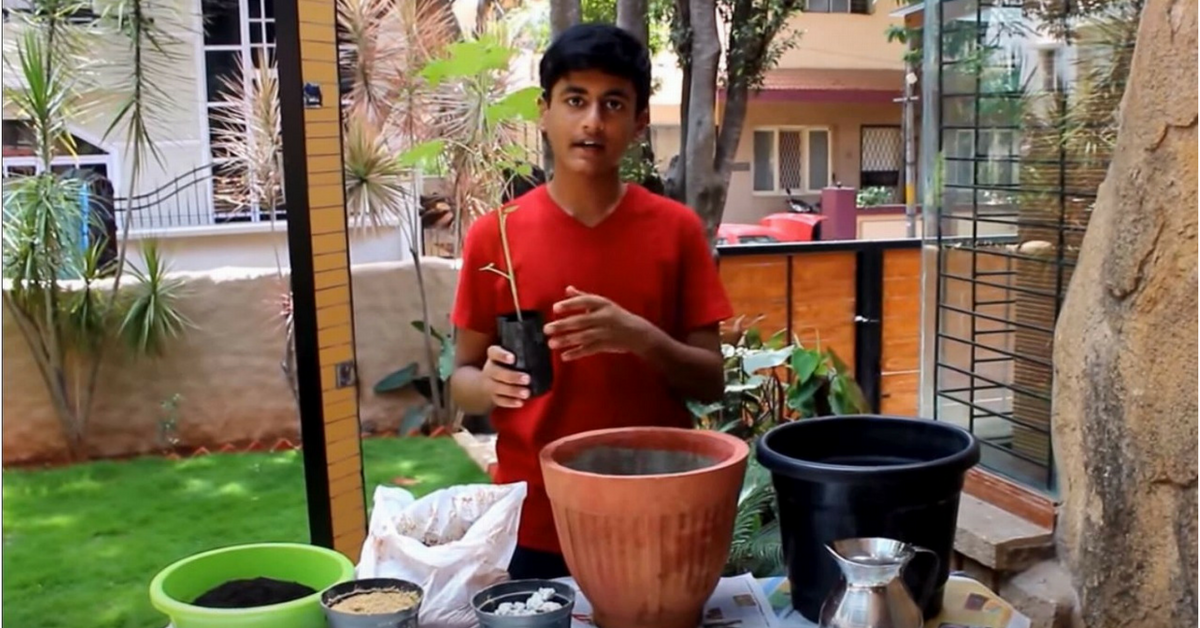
left=755, top=415, right=980, bottom=622
left=497, top=310, right=553, bottom=398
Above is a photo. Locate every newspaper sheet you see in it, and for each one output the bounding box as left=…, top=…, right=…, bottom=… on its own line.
left=553, top=572, right=781, bottom=628
left=759, top=575, right=1032, bottom=628
left=551, top=572, right=1029, bottom=628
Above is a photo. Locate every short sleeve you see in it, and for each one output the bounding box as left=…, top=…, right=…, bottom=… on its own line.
left=450, top=215, right=498, bottom=336
left=678, top=212, right=734, bottom=332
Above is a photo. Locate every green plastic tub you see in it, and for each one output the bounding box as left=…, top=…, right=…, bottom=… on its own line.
left=149, top=542, right=356, bottom=628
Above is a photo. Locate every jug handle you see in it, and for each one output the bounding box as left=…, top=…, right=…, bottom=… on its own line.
left=907, top=546, right=941, bottom=610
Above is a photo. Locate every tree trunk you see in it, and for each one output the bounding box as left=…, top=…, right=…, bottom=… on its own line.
left=682, top=0, right=720, bottom=238
left=545, top=0, right=581, bottom=173
left=663, top=0, right=692, bottom=202
left=709, top=77, right=752, bottom=233
left=550, top=0, right=582, bottom=38
left=1051, top=1, right=1197, bottom=626
left=616, top=0, right=649, bottom=46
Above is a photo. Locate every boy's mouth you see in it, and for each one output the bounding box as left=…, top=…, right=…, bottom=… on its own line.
left=572, top=139, right=606, bottom=151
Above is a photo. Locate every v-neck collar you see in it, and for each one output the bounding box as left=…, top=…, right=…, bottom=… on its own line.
left=542, top=183, right=640, bottom=230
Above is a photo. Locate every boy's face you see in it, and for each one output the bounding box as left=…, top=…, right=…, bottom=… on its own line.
left=539, top=69, right=649, bottom=179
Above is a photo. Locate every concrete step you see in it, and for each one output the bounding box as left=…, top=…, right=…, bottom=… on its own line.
left=999, top=560, right=1079, bottom=628
left=956, top=494, right=1055, bottom=573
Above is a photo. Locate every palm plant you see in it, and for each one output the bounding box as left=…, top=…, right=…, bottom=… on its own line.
left=210, top=48, right=284, bottom=221
left=337, top=0, right=461, bottom=429
left=2, top=0, right=190, bottom=460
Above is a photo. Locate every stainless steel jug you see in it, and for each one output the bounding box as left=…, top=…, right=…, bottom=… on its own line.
left=818, top=537, right=940, bottom=628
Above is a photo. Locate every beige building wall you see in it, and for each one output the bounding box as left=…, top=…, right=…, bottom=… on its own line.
left=775, top=0, right=908, bottom=71
left=724, top=100, right=900, bottom=224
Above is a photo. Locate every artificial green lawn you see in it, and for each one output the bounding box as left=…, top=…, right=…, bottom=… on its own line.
left=2, top=437, right=490, bottom=628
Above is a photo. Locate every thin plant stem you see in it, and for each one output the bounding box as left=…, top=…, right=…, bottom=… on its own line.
left=496, top=205, right=522, bottom=319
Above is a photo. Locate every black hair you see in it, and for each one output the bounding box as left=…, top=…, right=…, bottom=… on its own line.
left=538, top=22, right=652, bottom=113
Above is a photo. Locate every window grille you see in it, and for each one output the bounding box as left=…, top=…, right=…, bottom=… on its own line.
left=927, top=0, right=1141, bottom=492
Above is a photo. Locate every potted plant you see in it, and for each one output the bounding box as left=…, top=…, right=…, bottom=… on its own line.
left=479, top=205, right=553, bottom=397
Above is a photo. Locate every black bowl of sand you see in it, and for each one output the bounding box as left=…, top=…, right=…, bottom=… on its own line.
left=320, top=578, right=424, bottom=628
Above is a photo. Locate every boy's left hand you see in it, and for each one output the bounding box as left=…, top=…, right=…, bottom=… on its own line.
left=544, top=286, right=654, bottom=361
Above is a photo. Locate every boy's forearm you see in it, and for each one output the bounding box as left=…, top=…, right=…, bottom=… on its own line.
left=637, top=326, right=725, bottom=404
left=450, top=366, right=494, bottom=415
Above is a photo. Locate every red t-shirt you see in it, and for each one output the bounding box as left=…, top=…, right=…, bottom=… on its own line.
left=450, top=183, right=734, bottom=553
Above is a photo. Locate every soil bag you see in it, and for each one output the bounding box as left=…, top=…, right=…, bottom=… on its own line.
left=356, top=482, right=527, bottom=628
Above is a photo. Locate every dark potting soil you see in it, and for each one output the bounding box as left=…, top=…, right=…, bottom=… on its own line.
left=192, top=577, right=317, bottom=608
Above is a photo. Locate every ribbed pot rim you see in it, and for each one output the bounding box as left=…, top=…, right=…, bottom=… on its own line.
left=539, top=426, right=749, bottom=481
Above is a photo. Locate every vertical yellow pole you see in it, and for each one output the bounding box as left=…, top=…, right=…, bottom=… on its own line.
left=275, top=0, right=367, bottom=561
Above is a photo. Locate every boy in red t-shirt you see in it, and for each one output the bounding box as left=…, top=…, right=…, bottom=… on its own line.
left=449, top=23, right=734, bottom=580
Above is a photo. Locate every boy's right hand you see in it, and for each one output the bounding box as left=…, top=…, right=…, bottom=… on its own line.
left=481, top=345, right=530, bottom=408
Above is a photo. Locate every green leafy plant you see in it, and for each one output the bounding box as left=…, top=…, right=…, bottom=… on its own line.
left=857, top=186, right=894, bottom=207
left=724, top=451, right=782, bottom=577
left=691, top=321, right=870, bottom=576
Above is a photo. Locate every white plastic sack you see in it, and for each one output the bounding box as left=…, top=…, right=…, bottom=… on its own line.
left=356, top=482, right=527, bottom=628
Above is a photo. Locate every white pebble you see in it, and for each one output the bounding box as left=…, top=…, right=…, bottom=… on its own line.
left=493, top=588, right=563, bottom=616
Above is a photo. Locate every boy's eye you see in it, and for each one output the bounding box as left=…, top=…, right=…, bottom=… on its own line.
left=604, top=100, right=625, bottom=111
left=565, top=96, right=585, bottom=107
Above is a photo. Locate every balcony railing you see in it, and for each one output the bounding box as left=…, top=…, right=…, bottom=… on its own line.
left=116, top=163, right=286, bottom=232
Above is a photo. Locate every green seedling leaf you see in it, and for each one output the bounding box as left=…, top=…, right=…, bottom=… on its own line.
left=485, top=86, right=543, bottom=125
left=398, top=139, right=445, bottom=170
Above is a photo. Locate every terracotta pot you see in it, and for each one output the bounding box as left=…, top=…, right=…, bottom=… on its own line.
left=540, top=427, right=749, bottom=628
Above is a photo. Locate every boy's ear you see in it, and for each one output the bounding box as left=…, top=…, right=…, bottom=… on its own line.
left=635, top=107, right=650, bottom=136
left=537, top=93, right=549, bottom=129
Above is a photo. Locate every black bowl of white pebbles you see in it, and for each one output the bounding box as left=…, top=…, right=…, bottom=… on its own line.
left=471, top=579, right=575, bottom=628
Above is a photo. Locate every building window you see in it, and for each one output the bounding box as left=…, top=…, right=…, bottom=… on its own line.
left=2, top=120, right=112, bottom=181
left=860, top=125, right=903, bottom=203
left=201, top=0, right=278, bottom=221
left=752, top=127, right=832, bottom=195
left=805, top=0, right=871, bottom=14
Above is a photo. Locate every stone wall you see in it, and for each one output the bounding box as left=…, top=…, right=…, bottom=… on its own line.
left=1, top=259, right=461, bottom=464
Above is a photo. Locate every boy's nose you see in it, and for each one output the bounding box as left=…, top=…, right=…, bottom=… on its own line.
left=582, top=105, right=605, bottom=131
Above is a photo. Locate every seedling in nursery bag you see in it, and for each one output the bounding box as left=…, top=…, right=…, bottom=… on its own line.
left=481, top=205, right=554, bottom=397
